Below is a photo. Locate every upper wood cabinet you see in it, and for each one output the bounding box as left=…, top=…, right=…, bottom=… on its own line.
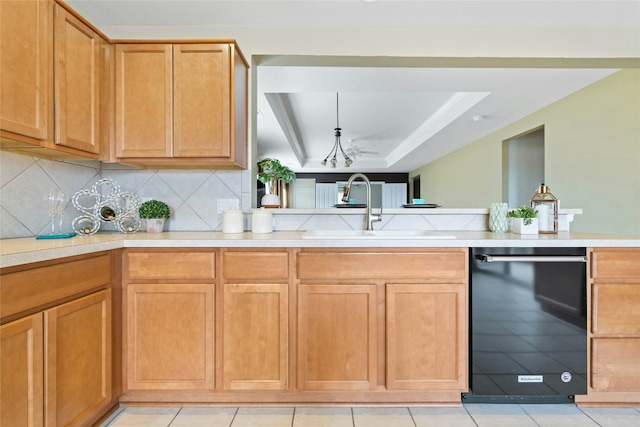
left=53, top=4, right=102, bottom=155
left=1, top=0, right=107, bottom=160
left=0, top=0, right=52, bottom=141
left=115, top=42, right=248, bottom=169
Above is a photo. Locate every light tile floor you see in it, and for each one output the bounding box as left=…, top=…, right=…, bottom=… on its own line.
left=103, top=405, right=640, bottom=427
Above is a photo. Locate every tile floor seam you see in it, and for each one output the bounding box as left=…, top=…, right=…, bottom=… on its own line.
left=575, top=406, right=603, bottom=427
left=461, top=405, right=481, bottom=427
left=166, top=407, right=181, bottom=427
left=350, top=407, right=355, bottom=427
left=519, top=404, right=544, bottom=427
left=230, top=407, right=239, bottom=427
left=405, top=406, right=417, bottom=427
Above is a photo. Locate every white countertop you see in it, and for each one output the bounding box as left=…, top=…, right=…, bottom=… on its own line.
left=2, top=230, right=639, bottom=269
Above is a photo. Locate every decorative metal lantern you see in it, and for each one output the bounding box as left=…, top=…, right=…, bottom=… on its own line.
left=530, top=183, right=558, bottom=234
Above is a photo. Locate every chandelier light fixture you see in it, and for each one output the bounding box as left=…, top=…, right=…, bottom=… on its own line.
left=321, top=93, right=353, bottom=168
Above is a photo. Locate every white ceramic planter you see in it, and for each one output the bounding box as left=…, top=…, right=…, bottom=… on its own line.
left=145, top=218, right=165, bottom=233
left=261, top=193, right=280, bottom=208
left=512, top=217, right=538, bottom=234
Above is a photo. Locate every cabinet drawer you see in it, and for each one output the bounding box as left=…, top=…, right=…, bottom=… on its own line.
left=592, top=283, right=640, bottom=333
left=297, top=250, right=466, bottom=280
left=591, top=338, right=640, bottom=391
left=223, top=251, right=289, bottom=280
left=1, top=254, right=111, bottom=319
left=126, top=251, right=215, bottom=280
left=592, top=249, right=640, bottom=281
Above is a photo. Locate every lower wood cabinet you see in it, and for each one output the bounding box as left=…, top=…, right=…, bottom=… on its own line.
left=1, top=313, right=44, bottom=427
left=591, top=338, right=640, bottom=391
left=126, top=283, right=215, bottom=390
left=577, top=247, right=640, bottom=404
left=1, top=253, right=114, bottom=427
left=0, top=290, right=111, bottom=427
left=386, top=283, right=466, bottom=391
left=297, top=283, right=378, bottom=391
left=121, top=247, right=469, bottom=403
left=223, top=283, right=288, bottom=390
left=45, top=290, right=112, bottom=426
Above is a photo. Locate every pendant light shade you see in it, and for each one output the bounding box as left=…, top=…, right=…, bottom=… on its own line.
left=321, top=93, right=353, bottom=168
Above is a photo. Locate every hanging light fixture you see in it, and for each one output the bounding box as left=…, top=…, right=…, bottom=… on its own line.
left=321, top=93, right=353, bottom=168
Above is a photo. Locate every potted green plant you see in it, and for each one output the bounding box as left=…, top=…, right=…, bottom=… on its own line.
left=139, top=199, right=171, bottom=233
left=508, top=205, right=538, bottom=234
left=257, top=158, right=296, bottom=207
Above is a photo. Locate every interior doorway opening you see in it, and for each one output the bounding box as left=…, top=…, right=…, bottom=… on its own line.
left=503, top=126, right=545, bottom=207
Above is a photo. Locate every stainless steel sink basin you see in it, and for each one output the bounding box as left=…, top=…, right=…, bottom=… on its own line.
left=301, top=229, right=456, bottom=239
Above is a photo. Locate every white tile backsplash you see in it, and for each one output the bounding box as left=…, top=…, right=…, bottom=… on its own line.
left=0, top=152, right=249, bottom=238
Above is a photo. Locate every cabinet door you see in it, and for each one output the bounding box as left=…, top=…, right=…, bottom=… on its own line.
left=386, top=283, right=467, bottom=390
left=1, top=313, right=44, bottom=427
left=0, top=0, right=51, bottom=140
left=591, top=338, right=640, bottom=392
left=173, top=43, right=230, bottom=157
left=126, top=283, right=215, bottom=390
left=44, top=289, right=111, bottom=427
left=115, top=44, right=172, bottom=158
left=223, top=283, right=288, bottom=390
left=53, top=5, right=101, bottom=154
left=297, top=284, right=377, bottom=390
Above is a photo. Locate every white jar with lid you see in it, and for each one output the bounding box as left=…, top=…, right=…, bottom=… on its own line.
left=252, top=209, right=273, bottom=233
left=222, top=209, right=244, bottom=233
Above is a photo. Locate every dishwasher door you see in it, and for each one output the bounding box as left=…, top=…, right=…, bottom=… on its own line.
left=463, top=247, right=588, bottom=404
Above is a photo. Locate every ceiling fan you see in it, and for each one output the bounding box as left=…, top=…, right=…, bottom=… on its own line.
left=345, top=139, right=379, bottom=160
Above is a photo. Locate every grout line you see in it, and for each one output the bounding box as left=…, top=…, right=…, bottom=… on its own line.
left=166, top=407, right=182, bottom=426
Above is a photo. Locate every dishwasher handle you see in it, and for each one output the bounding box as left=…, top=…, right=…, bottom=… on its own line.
left=475, top=254, right=588, bottom=263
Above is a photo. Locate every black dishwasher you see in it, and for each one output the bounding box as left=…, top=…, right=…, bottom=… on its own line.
left=462, top=247, right=588, bottom=404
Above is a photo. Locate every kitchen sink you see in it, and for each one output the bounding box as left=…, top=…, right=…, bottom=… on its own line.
left=301, top=229, right=456, bottom=239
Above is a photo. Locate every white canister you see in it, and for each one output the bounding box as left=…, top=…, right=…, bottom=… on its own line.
left=222, top=209, right=244, bottom=233
left=252, top=209, right=273, bottom=234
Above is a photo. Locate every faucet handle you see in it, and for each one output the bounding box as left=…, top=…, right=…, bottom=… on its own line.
left=372, top=207, right=383, bottom=222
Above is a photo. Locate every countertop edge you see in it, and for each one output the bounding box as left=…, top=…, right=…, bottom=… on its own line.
left=2, top=230, right=639, bottom=269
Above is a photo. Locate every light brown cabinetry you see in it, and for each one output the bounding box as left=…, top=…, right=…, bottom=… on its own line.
left=123, top=250, right=216, bottom=390
left=45, top=290, right=112, bottom=427
left=296, top=248, right=468, bottom=396
left=0, top=0, right=52, bottom=141
left=120, top=247, right=468, bottom=404
left=1, top=1, right=107, bottom=159
left=221, top=250, right=290, bottom=391
left=115, top=42, right=248, bottom=168
left=297, top=283, right=378, bottom=391
left=0, top=253, right=114, bottom=427
left=53, top=4, right=102, bottom=154
left=386, top=283, right=466, bottom=390
left=577, top=248, right=640, bottom=405
left=0, top=314, right=44, bottom=427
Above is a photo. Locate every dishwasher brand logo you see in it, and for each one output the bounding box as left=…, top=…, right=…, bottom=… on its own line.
left=518, top=375, right=543, bottom=383
left=561, top=372, right=572, bottom=383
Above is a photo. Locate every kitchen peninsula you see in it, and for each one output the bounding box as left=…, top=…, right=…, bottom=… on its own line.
left=1, top=228, right=640, bottom=426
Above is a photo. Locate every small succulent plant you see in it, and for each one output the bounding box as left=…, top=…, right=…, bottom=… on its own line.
left=138, top=200, right=171, bottom=219
left=508, top=206, right=538, bottom=225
